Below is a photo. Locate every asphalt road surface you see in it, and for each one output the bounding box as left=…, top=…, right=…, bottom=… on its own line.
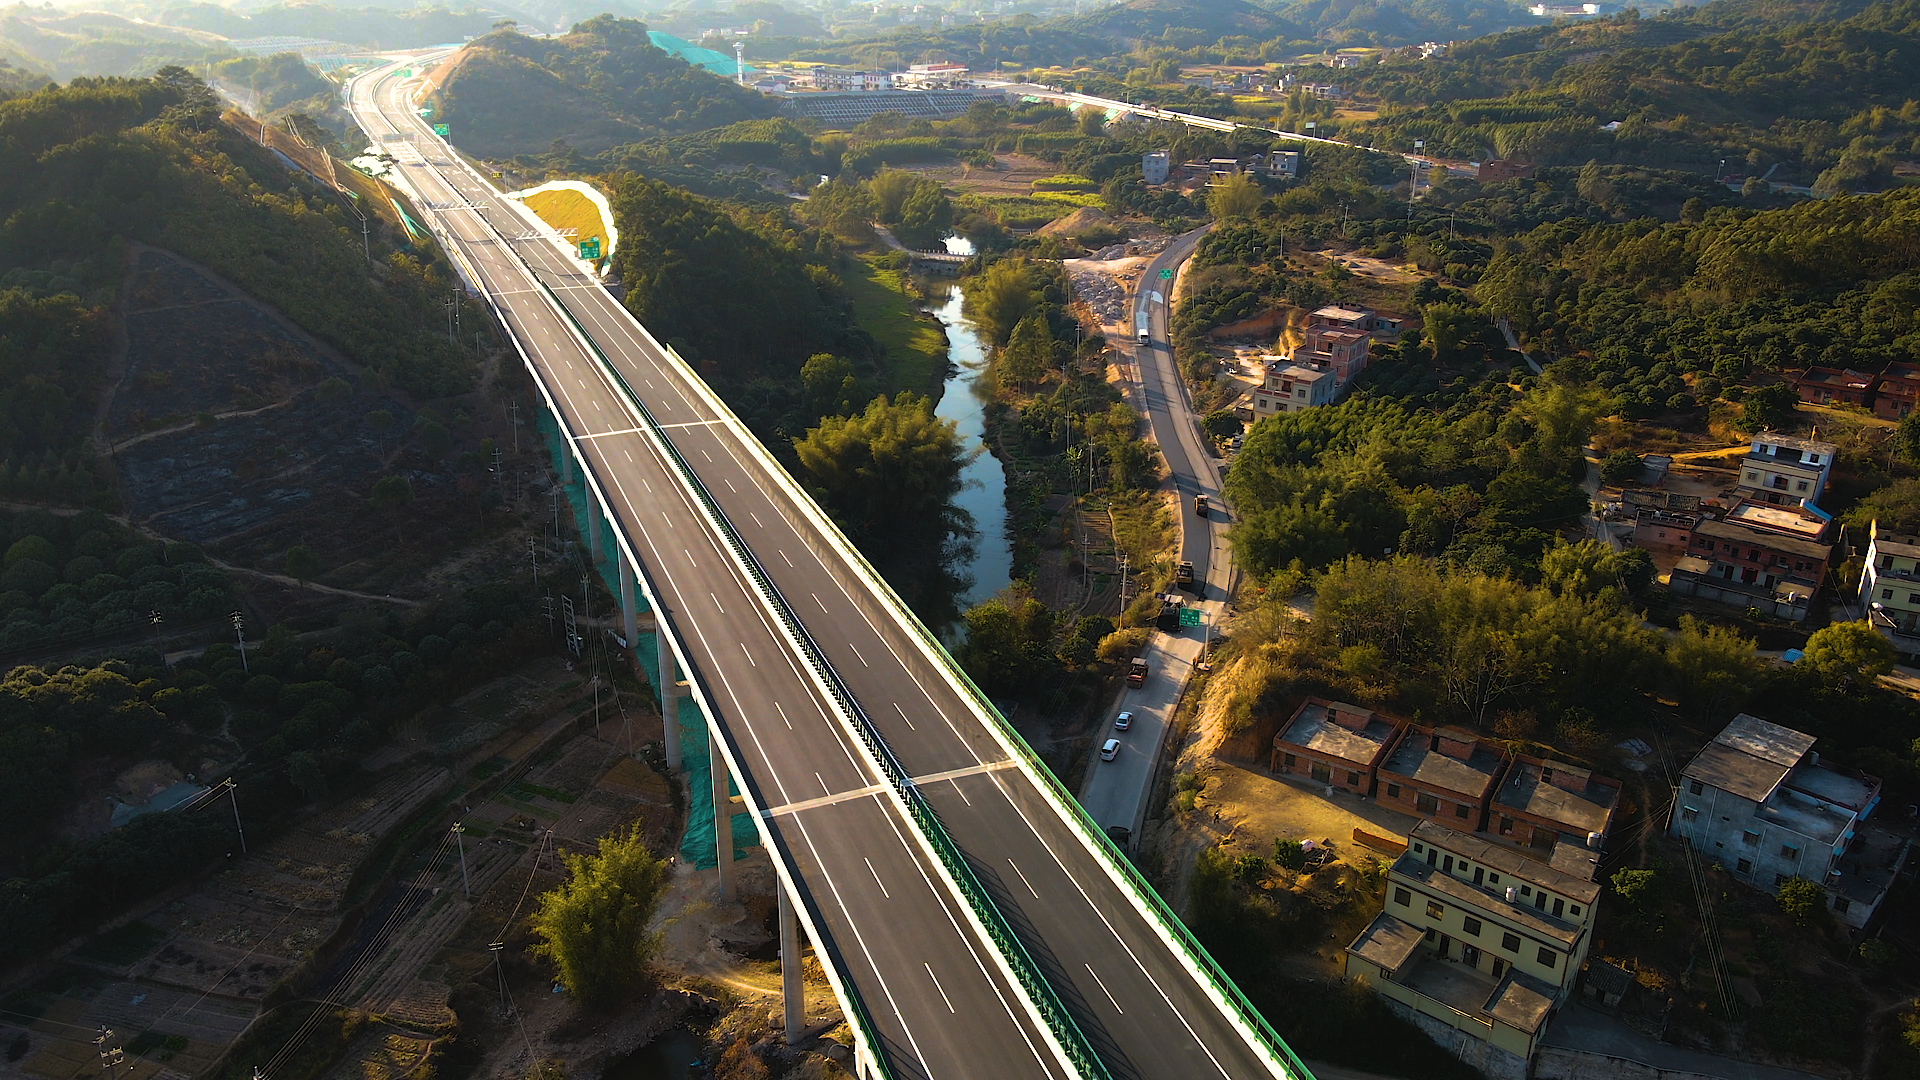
left=354, top=60, right=1305, bottom=1080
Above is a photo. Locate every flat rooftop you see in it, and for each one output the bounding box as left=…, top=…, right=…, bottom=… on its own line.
left=1693, top=517, right=1831, bottom=561
left=1276, top=699, right=1398, bottom=766
left=1493, top=759, right=1619, bottom=838
left=1412, top=820, right=1602, bottom=904
left=1682, top=714, right=1814, bottom=804
left=1346, top=910, right=1423, bottom=975
left=1382, top=728, right=1505, bottom=801
left=1785, top=760, right=1877, bottom=810
left=1726, top=501, right=1827, bottom=541
left=1750, top=432, right=1837, bottom=456
left=1757, top=784, right=1859, bottom=845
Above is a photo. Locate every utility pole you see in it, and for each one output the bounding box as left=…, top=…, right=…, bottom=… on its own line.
left=528, top=537, right=539, bottom=590
left=1409, top=140, right=1424, bottom=222
left=508, top=402, right=521, bottom=453
left=362, top=216, right=370, bottom=264
left=231, top=611, right=249, bottom=673
left=453, top=823, right=470, bottom=897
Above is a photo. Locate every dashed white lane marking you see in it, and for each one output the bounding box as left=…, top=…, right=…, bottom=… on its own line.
left=739, top=642, right=754, bottom=666
left=1086, top=964, right=1125, bottom=1014
left=865, top=858, right=892, bottom=899
left=1008, top=859, right=1041, bottom=899
left=925, top=965, right=955, bottom=1013
left=893, top=702, right=917, bottom=731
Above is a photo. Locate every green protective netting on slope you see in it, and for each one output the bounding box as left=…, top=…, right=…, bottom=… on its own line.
left=647, top=30, right=752, bottom=78
left=533, top=404, right=754, bottom=868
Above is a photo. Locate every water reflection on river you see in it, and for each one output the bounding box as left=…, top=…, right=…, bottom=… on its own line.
left=923, top=269, right=1011, bottom=642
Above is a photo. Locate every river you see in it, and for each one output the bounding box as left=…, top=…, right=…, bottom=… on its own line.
left=923, top=240, right=1011, bottom=629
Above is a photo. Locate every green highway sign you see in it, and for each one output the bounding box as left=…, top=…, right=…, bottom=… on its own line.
left=578, top=237, right=602, bottom=259
left=1179, top=607, right=1201, bottom=627
left=397, top=69, right=412, bottom=77
left=1159, top=268, right=1173, bottom=279
left=418, top=105, right=434, bottom=117
left=432, top=123, right=449, bottom=137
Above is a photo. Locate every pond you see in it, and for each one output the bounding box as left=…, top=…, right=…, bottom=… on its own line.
left=600, top=1024, right=705, bottom=1080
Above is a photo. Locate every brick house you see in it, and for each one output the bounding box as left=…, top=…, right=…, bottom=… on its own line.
left=1790, top=367, right=1875, bottom=408
left=1488, top=756, right=1622, bottom=854
left=1271, top=698, right=1406, bottom=794
left=1669, top=515, right=1831, bottom=622
left=1300, top=306, right=1374, bottom=390
left=1631, top=507, right=1697, bottom=550
left=1377, top=725, right=1507, bottom=830
left=1248, top=359, right=1337, bottom=418
left=1874, top=362, right=1920, bottom=420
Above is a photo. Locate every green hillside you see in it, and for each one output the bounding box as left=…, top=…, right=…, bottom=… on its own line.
left=0, top=68, right=472, bottom=479
left=136, top=2, right=507, bottom=49
left=1342, top=0, right=1920, bottom=187
left=433, top=16, right=775, bottom=159
left=0, top=8, right=227, bottom=80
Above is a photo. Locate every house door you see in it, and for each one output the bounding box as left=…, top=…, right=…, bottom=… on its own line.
left=1461, top=945, right=1481, bottom=970
left=1473, top=867, right=1484, bottom=886
left=1436, top=935, right=1451, bottom=959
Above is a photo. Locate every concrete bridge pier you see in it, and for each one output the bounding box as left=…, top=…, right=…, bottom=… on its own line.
left=779, top=881, right=804, bottom=1044
left=585, top=495, right=602, bottom=563
left=655, top=622, right=683, bottom=770
left=712, top=733, right=734, bottom=902
left=559, top=437, right=573, bottom=484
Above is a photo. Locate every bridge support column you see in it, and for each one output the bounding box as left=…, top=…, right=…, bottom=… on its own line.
left=712, top=739, right=734, bottom=901
left=585, top=497, right=602, bottom=563
left=779, top=882, right=804, bottom=1044
left=559, top=436, right=573, bottom=484
left=619, top=559, right=637, bottom=646
left=656, top=623, right=681, bottom=770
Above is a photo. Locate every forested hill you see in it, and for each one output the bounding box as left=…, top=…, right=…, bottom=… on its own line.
left=432, top=17, right=776, bottom=159
left=133, top=2, right=506, bottom=50
left=0, top=68, right=470, bottom=475
left=1345, top=0, right=1920, bottom=189
left=784, top=0, right=1546, bottom=68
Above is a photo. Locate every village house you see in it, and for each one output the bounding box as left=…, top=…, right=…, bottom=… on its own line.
left=1790, top=367, right=1876, bottom=408
left=1270, top=698, right=1406, bottom=794
left=1377, top=725, right=1507, bottom=830
left=1668, top=512, right=1832, bottom=623
left=1671, top=714, right=1906, bottom=931
left=1488, top=756, right=1622, bottom=854
left=1247, top=359, right=1336, bottom=418
left=1737, top=432, right=1836, bottom=506
left=1300, top=305, right=1374, bottom=389
left=1874, top=362, right=1920, bottom=420
left=1861, top=520, right=1920, bottom=649
left=1345, top=821, right=1601, bottom=1080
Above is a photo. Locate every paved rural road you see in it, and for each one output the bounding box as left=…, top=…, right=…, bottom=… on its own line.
left=356, top=61, right=1302, bottom=1080
left=1079, top=228, right=1230, bottom=847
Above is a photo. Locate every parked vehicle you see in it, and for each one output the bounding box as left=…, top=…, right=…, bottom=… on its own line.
left=1175, top=560, right=1195, bottom=589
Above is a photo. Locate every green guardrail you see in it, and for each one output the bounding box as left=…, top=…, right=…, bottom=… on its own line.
left=525, top=275, right=1110, bottom=1080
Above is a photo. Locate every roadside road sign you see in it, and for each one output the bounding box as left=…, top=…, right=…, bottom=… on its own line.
left=432, top=123, right=449, bottom=137
left=397, top=69, right=412, bottom=77
left=1158, top=267, right=1172, bottom=279
left=579, top=237, right=602, bottom=259
left=1179, top=607, right=1201, bottom=627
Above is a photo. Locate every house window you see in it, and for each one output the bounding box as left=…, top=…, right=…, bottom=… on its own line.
left=1910, top=593, right=1920, bottom=605
left=1781, top=844, right=1799, bottom=861
left=1454, top=802, right=1471, bottom=819
left=1537, top=947, right=1557, bottom=968
left=1883, top=589, right=1894, bottom=600
left=1347, top=771, right=1361, bottom=786
left=1489, top=874, right=1499, bottom=885
left=1834, top=897, right=1851, bottom=915
left=1388, top=784, right=1402, bottom=800
left=1681, top=807, right=1699, bottom=823
left=1775, top=873, right=1788, bottom=887
left=1519, top=886, right=1531, bottom=897
left=1796, top=481, right=1809, bottom=492
left=1689, top=780, right=1704, bottom=796
left=1463, top=917, right=1482, bottom=937
left=1742, top=829, right=1760, bottom=847
left=1426, top=899, right=1445, bottom=919
left=1737, top=858, right=1752, bottom=874
left=1502, top=932, right=1521, bottom=952
left=1569, top=906, right=1581, bottom=917
left=1411, top=843, right=1423, bottom=854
